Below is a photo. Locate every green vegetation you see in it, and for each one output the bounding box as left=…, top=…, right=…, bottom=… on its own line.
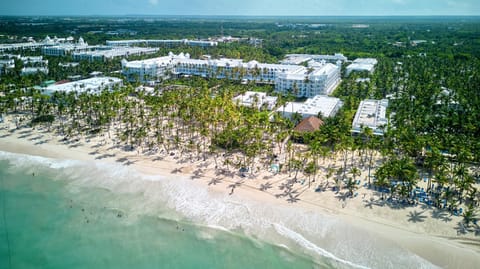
left=1, top=16, right=479, bottom=227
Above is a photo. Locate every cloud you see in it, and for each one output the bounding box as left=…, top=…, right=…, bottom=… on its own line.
left=149, top=0, right=159, bottom=5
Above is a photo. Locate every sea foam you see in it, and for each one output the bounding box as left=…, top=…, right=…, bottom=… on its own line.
left=0, top=150, right=439, bottom=269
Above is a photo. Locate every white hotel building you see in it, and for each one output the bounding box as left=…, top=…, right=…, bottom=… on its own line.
left=122, top=53, right=341, bottom=97
left=351, top=99, right=389, bottom=136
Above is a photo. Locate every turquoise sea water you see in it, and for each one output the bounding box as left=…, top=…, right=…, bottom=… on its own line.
left=0, top=151, right=436, bottom=269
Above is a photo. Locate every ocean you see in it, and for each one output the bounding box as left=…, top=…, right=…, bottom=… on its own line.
left=0, top=151, right=436, bottom=269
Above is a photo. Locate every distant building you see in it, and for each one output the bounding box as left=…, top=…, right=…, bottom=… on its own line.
left=43, top=77, right=123, bottom=95
left=281, top=53, right=347, bottom=65
left=41, top=37, right=90, bottom=56
left=20, top=55, right=49, bottom=76
left=106, top=39, right=218, bottom=48
left=72, top=47, right=158, bottom=62
left=346, top=58, right=378, bottom=76
left=352, top=99, right=389, bottom=136
left=276, top=95, right=343, bottom=119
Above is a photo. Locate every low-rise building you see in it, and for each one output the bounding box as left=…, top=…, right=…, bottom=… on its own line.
left=276, top=95, right=343, bottom=119
left=346, top=58, right=378, bottom=76
left=43, top=77, right=123, bottom=95
left=232, top=91, right=278, bottom=110
left=281, top=53, right=347, bottom=65
left=351, top=99, right=389, bottom=136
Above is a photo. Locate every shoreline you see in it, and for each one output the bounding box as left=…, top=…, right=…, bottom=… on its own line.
left=1, top=123, right=479, bottom=268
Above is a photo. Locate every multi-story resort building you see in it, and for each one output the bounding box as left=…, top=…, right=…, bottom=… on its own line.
left=276, top=95, right=343, bottom=119
left=20, top=55, right=49, bottom=76
left=43, top=77, right=123, bottom=95
left=72, top=47, right=159, bottom=62
left=106, top=39, right=218, bottom=48
left=41, top=37, right=91, bottom=56
left=351, top=99, right=389, bottom=136
left=122, top=52, right=341, bottom=97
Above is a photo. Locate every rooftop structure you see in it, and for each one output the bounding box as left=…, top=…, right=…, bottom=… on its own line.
left=106, top=39, right=218, bottom=48
left=41, top=37, right=90, bottom=56
left=72, top=47, right=159, bottom=62
left=352, top=99, right=389, bottom=136
left=294, top=116, right=324, bottom=133
left=281, top=53, right=347, bottom=65
left=0, top=36, right=79, bottom=53
left=43, top=77, right=123, bottom=95
left=276, top=95, right=343, bottom=119
left=346, top=58, right=378, bottom=76
left=122, top=52, right=341, bottom=97
left=232, top=91, right=278, bottom=110
left=21, top=67, right=49, bottom=76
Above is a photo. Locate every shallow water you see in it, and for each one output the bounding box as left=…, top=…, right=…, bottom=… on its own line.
left=0, top=151, right=437, bottom=269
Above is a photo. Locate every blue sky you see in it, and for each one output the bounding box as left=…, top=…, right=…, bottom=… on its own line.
left=1, top=0, right=479, bottom=16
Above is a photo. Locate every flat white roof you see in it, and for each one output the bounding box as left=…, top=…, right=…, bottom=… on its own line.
left=45, top=77, right=122, bottom=94
left=276, top=95, right=342, bottom=118
left=297, top=95, right=343, bottom=118
left=352, top=99, right=389, bottom=135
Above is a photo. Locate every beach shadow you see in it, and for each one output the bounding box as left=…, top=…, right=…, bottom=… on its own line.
left=431, top=209, right=453, bottom=223
left=89, top=150, right=100, bottom=155
left=124, top=160, right=136, bottom=166
left=91, top=143, right=103, bottom=149
left=152, top=156, right=164, bottom=161
left=34, top=139, right=49, bottom=145
left=0, top=133, right=11, bottom=138
left=29, top=135, right=44, bottom=141
left=456, top=222, right=469, bottom=235
left=116, top=157, right=129, bottom=163
left=95, top=153, right=116, bottom=160
left=18, top=133, right=33, bottom=139
left=335, top=191, right=350, bottom=202
left=286, top=193, right=300, bottom=203
left=208, top=178, right=222, bottom=186
left=18, top=129, right=32, bottom=135
left=171, top=168, right=182, bottom=174
left=259, top=182, right=273, bottom=191
left=191, top=169, right=203, bottom=180
left=364, top=198, right=386, bottom=209
left=407, top=210, right=427, bottom=223
left=69, top=142, right=83, bottom=148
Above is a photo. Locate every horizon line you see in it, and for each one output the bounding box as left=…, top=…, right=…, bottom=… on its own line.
left=1, top=14, right=480, bottom=17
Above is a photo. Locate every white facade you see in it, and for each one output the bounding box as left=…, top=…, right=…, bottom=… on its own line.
left=106, top=39, right=217, bottom=48
left=21, top=67, right=49, bottom=76
left=41, top=37, right=90, bottom=56
left=352, top=99, right=389, bottom=136
left=44, top=77, right=123, bottom=95
left=122, top=53, right=341, bottom=97
left=281, top=53, right=347, bottom=65
left=233, top=91, right=278, bottom=110
left=72, top=47, right=159, bottom=62
left=276, top=95, right=343, bottom=119
left=346, top=58, right=378, bottom=76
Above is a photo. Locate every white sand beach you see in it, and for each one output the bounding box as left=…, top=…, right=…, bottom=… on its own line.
left=0, top=118, right=479, bottom=268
